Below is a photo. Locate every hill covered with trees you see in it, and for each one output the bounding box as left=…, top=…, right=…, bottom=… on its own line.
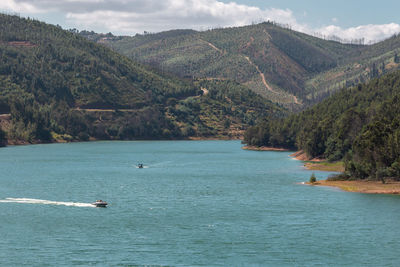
left=0, top=14, right=284, bottom=145
left=88, top=23, right=400, bottom=109
left=244, top=71, right=400, bottom=181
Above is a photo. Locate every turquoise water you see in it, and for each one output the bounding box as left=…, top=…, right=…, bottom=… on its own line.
left=0, top=140, right=399, bottom=266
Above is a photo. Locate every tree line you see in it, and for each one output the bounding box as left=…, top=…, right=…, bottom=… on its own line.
left=244, top=71, right=400, bottom=181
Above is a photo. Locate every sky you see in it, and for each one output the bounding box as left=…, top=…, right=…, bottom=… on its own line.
left=1, top=0, right=400, bottom=43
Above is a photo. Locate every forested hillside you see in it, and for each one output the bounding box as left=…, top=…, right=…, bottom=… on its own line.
left=84, top=24, right=351, bottom=107
left=307, top=34, right=400, bottom=102
left=244, top=71, right=400, bottom=181
left=90, top=23, right=400, bottom=108
left=0, top=14, right=283, bottom=144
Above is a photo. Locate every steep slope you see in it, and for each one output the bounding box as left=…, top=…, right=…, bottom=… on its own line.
left=0, top=14, right=197, bottom=143
left=93, top=22, right=364, bottom=107
left=0, top=14, right=284, bottom=144
left=244, top=70, right=400, bottom=181
left=0, top=15, right=196, bottom=110
left=92, top=23, right=400, bottom=108
left=306, top=34, right=400, bottom=101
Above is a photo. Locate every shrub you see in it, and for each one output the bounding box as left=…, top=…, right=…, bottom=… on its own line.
left=309, top=173, right=317, bottom=183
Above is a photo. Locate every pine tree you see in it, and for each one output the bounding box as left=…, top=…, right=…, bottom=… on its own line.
left=0, top=128, right=6, bottom=147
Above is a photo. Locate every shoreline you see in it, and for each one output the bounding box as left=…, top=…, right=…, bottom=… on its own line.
left=188, top=136, right=241, bottom=141
left=308, top=179, right=400, bottom=195
left=290, top=150, right=344, bottom=172
left=289, top=150, right=324, bottom=162
left=302, top=161, right=345, bottom=172
left=242, top=147, right=344, bottom=172
left=242, top=145, right=290, bottom=151
left=2, top=137, right=243, bottom=148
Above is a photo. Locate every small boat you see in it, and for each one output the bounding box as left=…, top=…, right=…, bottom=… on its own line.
left=92, top=200, right=108, bottom=207
left=138, top=163, right=144, bottom=168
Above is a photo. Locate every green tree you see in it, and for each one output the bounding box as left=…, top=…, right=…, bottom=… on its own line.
left=310, top=173, right=317, bottom=183
left=395, top=52, right=399, bottom=63
left=0, top=128, right=6, bottom=147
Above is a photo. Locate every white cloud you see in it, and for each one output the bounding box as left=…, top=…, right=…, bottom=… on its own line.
left=1, top=0, right=399, bottom=43
left=65, top=1, right=299, bottom=34
left=0, top=0, right=43, bottom=13
left=317, top=23, right=400, bottom=43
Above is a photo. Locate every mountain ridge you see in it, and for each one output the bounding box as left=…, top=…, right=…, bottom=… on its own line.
left=0, top=13, right=284, bottom=145
left=89, top=22, right=400, bottom=108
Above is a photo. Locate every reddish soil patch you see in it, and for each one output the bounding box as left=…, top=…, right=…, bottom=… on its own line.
left=1, top=41, right=38, bottom=47
left=290, top=150, right=324, bottom=162
left=242, top=146, right=290, bottom=151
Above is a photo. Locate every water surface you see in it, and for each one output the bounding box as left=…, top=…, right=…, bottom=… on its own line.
left=0, top=141, right=399, bottom=266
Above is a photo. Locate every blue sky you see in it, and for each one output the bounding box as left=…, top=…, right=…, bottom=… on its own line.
left=1, top=0, right=399, bottom=43
left=222, top=0, right=400, bottom=28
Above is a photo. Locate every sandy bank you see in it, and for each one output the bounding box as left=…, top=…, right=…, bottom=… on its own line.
left=303, top=162, right=344, bottom=172
left=242, top=146, right=290, bottom=151
left=289, top=150, right=344, bottom=172
left=189, top=136, right=241, bottom=141
left=290, top=150, right=324, bottom=162
left=309, top=179, right=400, bottom=194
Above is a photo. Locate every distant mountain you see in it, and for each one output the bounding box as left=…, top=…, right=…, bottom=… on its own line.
left=244, top=70, right=400, bottom=181
left=0, top=14, right=284, bottom=144
left=89, top=22, right=400, bottom=108
left=307, top=34, right=400, bottom=102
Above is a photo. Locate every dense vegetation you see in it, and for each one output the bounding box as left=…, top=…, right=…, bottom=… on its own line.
left=90, top=22, right=400, bottom=108
left=171, top=79, right=286, bottom=138
left=0, top=128, right=5, bottom=147
left=0, top=14, right=283, bottom=144
left=245, top=71, right=400, bottom=181
left=0, top=13, right=197, bottom=143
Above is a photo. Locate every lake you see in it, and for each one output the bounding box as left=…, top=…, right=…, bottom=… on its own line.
left=0, top=140, right=399, bottom=266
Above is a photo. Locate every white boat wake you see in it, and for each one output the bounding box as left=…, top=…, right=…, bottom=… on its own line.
left=0, top=198, right=94, bottom=207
